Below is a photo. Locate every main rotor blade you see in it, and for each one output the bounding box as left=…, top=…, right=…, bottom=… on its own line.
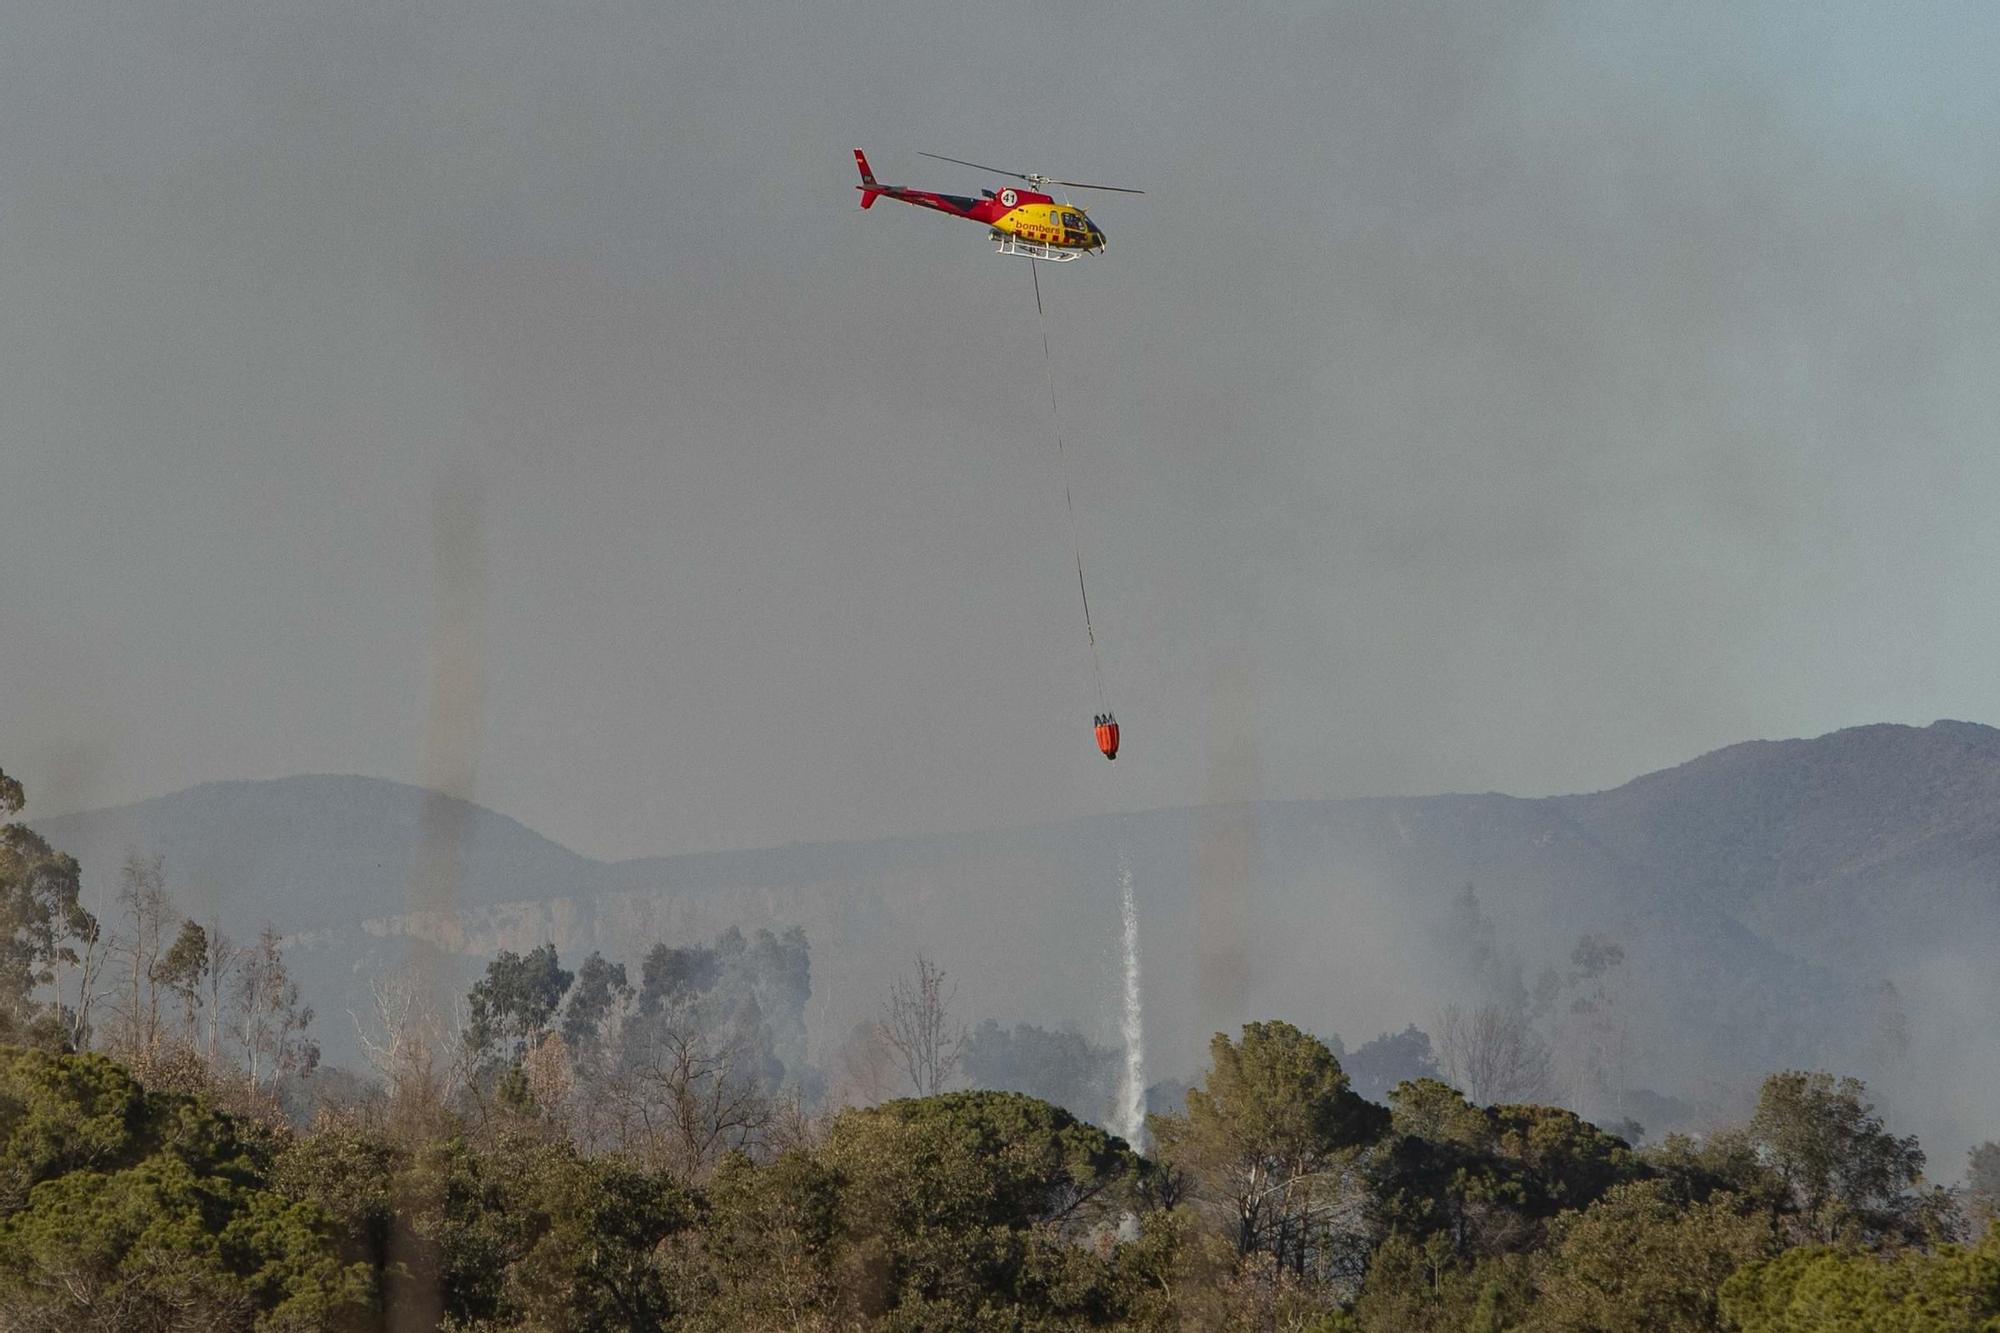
left=919, top=151, right=1033, bottom=182
left=921, top=152, right=1146, bottom=195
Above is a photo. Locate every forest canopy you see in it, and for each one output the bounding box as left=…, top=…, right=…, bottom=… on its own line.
left=1, top=764, right=1995, bottom=1329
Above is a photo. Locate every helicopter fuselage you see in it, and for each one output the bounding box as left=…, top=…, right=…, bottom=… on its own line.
left=875, top=187, right=1105, bottom=253
left=855, top=152, right=1106, bottom=255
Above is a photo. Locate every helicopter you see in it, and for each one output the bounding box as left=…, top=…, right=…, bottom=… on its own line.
left=853, top=150, right=1142, bottom=262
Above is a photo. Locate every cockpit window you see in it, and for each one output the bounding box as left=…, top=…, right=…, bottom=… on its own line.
left=1063, top=212, right=1083, bottom=229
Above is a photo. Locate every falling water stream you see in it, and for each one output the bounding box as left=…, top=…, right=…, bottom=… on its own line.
left=1117, top=843, right=1146, bottom=1150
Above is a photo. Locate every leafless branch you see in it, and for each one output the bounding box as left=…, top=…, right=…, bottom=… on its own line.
left=877, top=954, right=965, bottom=1097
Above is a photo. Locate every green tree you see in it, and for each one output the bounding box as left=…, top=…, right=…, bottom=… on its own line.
left=1487, top=1102, right=1641, bottom=1215
left=1341, top=1027, right=1440, bottom=1104
left=1387, top=1077, right=1491, bottom=1149
left=1348, top=1232, right=1533, bottom=1333
left=1152, top=1022, right=1388, bottom=1280
left=0, top=768, right=94, bottom=1044
left=157, top=918, right=209, bottom=1045
left=0, top=1048, right=370, bottom=1331
left=1643, top=1127, right=1787, bottom=1213
left=1747, top=1070, right=1925, bottom=1242
left=269, top=1119, right=400, bottom=1295
left=399, top=1130, right=691, bottom=1331
left=829, top=1090, right=1140, bottom=1238
left=1364, top=1080, right=1643, bottom=1266
left=1525, top=1180, right=1778, bottom=1331
left=1548, top=934, right=1629, bottom=1118
left=1720, top=1223, right=2000, bottom=1331
left=465, top=943, right=574, bottom=1068
left=559, top=950, right=629, bottom=1053
left=682, top=1149, right=855, bottom=1331
left=818, top=1090, right=1142, bottom=1325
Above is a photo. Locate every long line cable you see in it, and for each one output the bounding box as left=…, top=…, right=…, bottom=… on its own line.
left=1029, top=257, right=1107, bottom=708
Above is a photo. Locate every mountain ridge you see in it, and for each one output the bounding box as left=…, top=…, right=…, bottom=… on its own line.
left=26, top=720, right=2000, bottom=1154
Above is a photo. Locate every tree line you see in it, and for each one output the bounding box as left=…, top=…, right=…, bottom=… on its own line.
left=0, top=771, right=318, bottom=1110
left=3, top=765, right=1999, bottom=1329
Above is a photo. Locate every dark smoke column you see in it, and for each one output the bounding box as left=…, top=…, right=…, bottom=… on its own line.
left=1196, top=663, right=1257, bottom=1045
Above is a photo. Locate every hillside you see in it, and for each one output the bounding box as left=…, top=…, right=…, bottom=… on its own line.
left=36, top=775, right=598, bottom=932
left=32, top=722, right=2000, bottom=1150
left=1555, top=721, right=2000, bottom=970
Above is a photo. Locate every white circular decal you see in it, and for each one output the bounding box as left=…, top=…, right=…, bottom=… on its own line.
left=999, top=188, right=1019, bottom=207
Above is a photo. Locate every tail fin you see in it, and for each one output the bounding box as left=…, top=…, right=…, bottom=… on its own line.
left=854, top=149, right=884, bottom=209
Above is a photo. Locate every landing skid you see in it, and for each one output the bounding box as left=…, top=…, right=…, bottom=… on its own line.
left=992, top=234, right=1086, bottom=262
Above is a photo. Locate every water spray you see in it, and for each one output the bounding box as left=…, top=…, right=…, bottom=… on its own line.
left=1117, top=842, right=1147, bottom=1150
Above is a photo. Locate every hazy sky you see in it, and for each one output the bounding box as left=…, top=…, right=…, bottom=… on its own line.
left=6, top=2, right=1999, bottom=859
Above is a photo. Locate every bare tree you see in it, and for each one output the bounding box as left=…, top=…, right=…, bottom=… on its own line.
left=353, top=967, right=467, bottom=1140
left=830, top=1018, right=898, bottom=1107
left=108, top=854, right=173, bottom=1062
left=66, top=912, right=111, bottom=1053
left=603, top=999, right=771, bottom=1179
left=877, top=954, right=965, bottom=1097
left=560, top=982, right=635, bottom=1154
left=1436, top=1002, right=1552, bottom=1106
left=202, top=920, right=241, bottom=1072
left=519, top=1030, right=575, bottom=1125
left=232, top=923, right=317, bottom=1088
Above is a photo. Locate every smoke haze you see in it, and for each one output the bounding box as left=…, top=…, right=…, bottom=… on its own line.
left=3, top=4, right=1998, bottom=863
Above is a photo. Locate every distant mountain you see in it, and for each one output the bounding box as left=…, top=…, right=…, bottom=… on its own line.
left=1554, top=721, right=2000, bottom=971
left=36, top=775, right=598, bottom=932
left=31, top=722, right=2000, bottom=1156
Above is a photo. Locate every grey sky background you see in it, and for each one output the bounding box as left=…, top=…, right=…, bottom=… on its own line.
left=5, top=2, right=1999, bottom=859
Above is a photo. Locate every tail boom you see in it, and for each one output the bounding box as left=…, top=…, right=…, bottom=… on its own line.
left=850, top=149, right=994, bottom=222
left=854, top=149, right=884, bottom=208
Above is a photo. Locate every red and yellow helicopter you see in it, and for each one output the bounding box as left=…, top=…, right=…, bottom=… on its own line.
left=854, top=150, right=1142, bottom=262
